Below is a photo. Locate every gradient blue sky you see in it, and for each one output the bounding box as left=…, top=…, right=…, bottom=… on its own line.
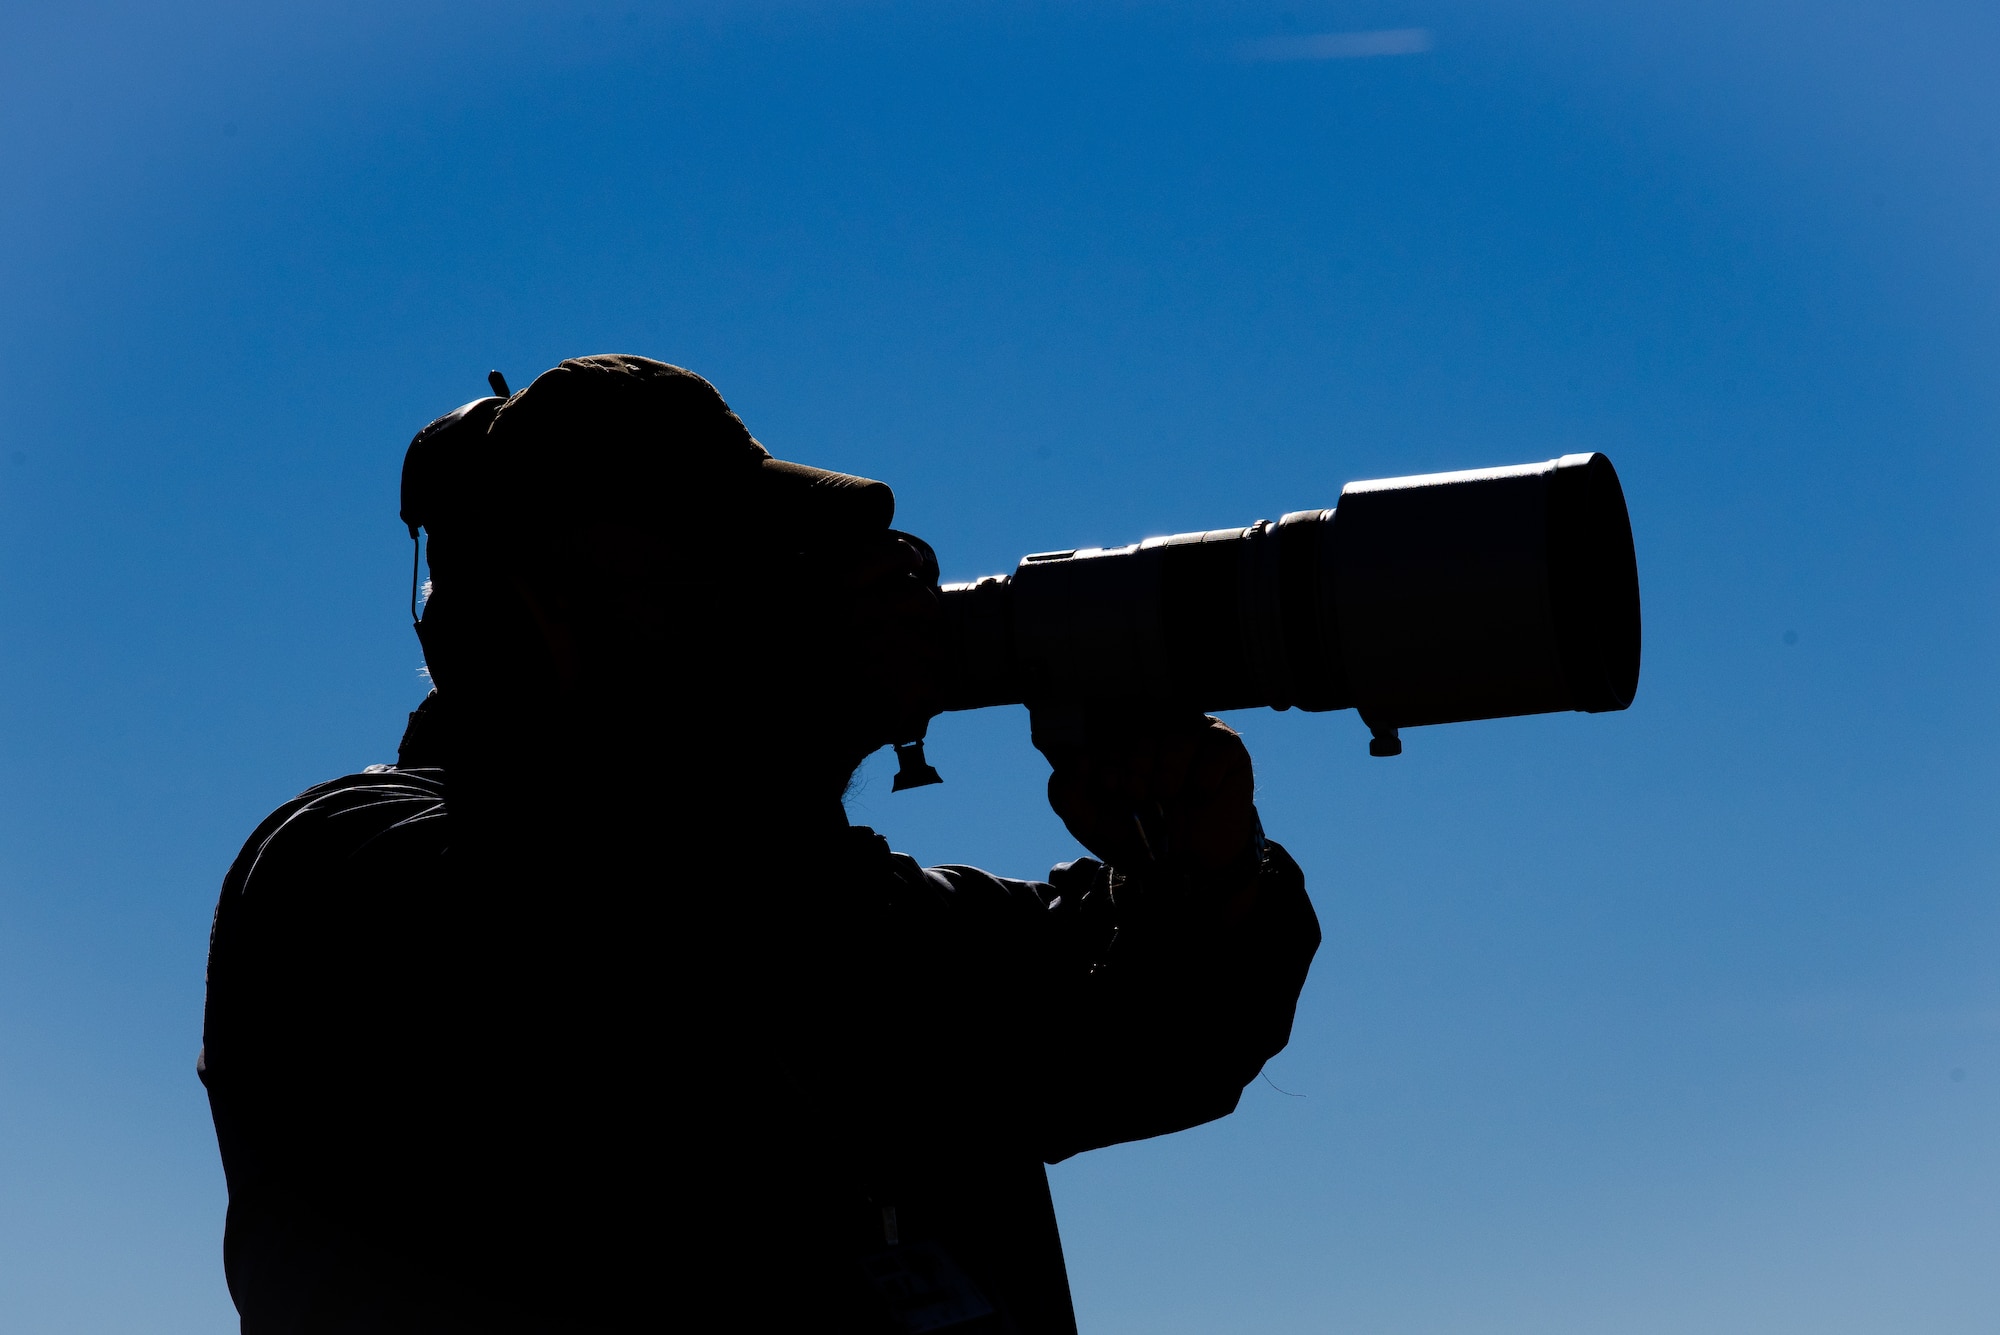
left=3, top=2, right=1997, bottom=1330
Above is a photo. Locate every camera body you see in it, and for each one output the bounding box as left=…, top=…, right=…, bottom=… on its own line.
left=938, top=452, right=1640, bottom=754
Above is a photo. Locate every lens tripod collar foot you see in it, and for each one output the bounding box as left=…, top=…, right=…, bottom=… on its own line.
left=1361, top=714, right=1403, bottom=757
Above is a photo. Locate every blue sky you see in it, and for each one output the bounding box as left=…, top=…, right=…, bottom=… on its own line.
left=2, top=2, right=1997, bottom=1330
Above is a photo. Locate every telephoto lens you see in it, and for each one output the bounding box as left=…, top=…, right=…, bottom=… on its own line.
left=936, top=452, right=1640, bottom=755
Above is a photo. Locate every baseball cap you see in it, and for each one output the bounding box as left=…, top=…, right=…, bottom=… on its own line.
left=400, top=355, right=895, bottom=549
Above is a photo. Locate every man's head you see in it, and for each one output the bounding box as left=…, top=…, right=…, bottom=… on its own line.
left=403, top=355, right=943, bottom=782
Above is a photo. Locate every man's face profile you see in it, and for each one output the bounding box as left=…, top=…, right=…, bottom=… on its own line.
left=825, top=528, right=946, bottom=751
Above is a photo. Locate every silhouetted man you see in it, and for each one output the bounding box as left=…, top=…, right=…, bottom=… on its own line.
left=199, top=355, right=1320, bottom=1332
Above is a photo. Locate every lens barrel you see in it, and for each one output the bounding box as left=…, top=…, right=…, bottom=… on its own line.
left=938, top=452, right=1640, bottom=740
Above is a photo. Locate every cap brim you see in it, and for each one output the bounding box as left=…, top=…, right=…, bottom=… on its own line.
left=755, top=457, right=896, bottom=539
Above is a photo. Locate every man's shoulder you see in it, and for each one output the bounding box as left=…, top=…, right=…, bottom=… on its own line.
left=221, top=767, right=448, bottom=909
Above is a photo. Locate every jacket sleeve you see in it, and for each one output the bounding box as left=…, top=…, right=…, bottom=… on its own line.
left=900, top=835, right=1320, bottom=1165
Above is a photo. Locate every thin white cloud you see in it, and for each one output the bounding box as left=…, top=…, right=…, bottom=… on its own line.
left=1237, top=28, right=1434, bottom=62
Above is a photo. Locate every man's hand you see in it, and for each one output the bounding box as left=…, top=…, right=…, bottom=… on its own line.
left=1037, top=714, right=1258, bottom=882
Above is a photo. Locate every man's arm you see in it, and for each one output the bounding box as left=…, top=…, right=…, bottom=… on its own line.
left=894, top=715, right=1319, bottom=1162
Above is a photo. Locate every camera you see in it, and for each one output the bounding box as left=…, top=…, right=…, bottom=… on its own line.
left=936, top=452, right=1640, bottom=756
